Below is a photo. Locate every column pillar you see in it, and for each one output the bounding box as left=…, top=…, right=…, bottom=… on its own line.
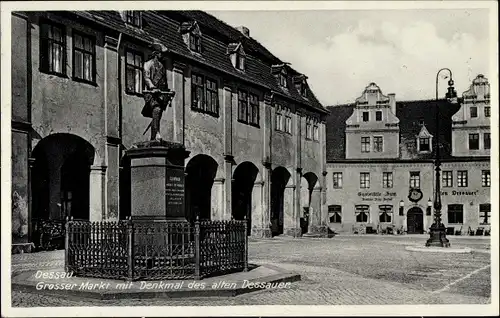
left=105, top=139, right=120, bottom=221
left=294, top=168, right=303, bottom=237
left=171, top=62, right=186, bottom=143
left=308, top=187, right=327, bottom=236
left=256, top=162, right=272, bottom=238
left=211, top=178, right=226, bottom=220
left=284, top=185, right=300, bottom=237
left=321, top=170, right=329, bottom=234
left=89, top=165, right=107, bottom=221
left=224, top=156, right=234, bottom=220
left=250, top=181, right=264, bottom=236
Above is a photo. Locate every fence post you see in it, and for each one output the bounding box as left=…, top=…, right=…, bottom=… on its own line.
left=127, top=217, right=134, bottom=281
left=194, top=216, right=201, bottom=280
left=64, top=216, right=70, bottom=273
left=243, top=216, right=248, bottom=272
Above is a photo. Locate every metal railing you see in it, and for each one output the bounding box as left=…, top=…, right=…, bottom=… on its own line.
left=65, top=217, right=248, bottom=281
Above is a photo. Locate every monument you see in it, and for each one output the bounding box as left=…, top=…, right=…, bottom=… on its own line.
left=125, top=43, right=189, bottom=221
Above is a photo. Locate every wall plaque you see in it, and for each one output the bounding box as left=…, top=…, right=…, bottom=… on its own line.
left=165, top=166, right=185, bottom=218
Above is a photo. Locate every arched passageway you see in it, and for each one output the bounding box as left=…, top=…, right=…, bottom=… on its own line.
left=31, top=133, right=95, bottom=223
left=300, top=172, right=319, bottom=234
left=185, top=154, right=218, bottom=221
left=232, top=162, right=259, bottom=236
left=270, top=167, right=291, bottom=236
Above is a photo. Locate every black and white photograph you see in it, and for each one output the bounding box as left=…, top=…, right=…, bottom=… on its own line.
left=1, top=1, right=498, bottom=316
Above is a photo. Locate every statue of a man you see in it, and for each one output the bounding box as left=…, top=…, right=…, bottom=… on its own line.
left=142, top=43, right=169, bottom=141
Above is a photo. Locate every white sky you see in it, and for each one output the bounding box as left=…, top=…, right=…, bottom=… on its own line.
left=209, top=9, right=491, bottom=105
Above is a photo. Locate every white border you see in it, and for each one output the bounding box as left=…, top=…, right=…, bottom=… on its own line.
left=1, top=1, right=498, bottom=317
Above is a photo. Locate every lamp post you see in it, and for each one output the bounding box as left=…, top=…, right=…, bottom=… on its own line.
left=425, top=68, right=457, bottom=247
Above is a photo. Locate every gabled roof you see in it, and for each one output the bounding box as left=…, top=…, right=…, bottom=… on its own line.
left=326, top=99, right=465, bottom=161
left=66, top=10, right=327, bottom=114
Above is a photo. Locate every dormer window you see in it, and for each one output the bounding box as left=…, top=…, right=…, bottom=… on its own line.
left=272, top=64, right=288, bottom=88
left=125, top=11, right=142, bottom=28
left=180, top=21, right=202, bottom=54
left=227, top=43, right=245, bottom=71
left=189, top=33, right=201, bottom=52
left=293, top=75, right=308, bottom=97
left=277, top=71, right=287, bottom=88
left=416, top=124, right=433, bottom=153
left=419, top=138, right=430, bottom=152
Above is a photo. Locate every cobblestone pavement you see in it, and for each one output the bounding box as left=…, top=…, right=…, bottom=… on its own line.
left=9, top=235, right=491, bottom=307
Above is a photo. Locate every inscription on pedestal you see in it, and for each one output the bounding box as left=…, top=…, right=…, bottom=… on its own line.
left=165, top=166, right=185, bottom=218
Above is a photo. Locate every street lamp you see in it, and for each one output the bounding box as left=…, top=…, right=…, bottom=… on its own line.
left=425, top=68, right=457, bottom=247
left=426, top=198, right=432, bottom=216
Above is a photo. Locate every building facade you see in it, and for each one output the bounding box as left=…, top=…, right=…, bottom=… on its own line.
left=11, top=10, right=329, bottom=249
left=326, top=76, right=491, bottom=235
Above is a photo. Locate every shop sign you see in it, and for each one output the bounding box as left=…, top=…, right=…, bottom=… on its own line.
left=358, top=191, right=396, bottom=202
left=441, top=190, right=479, bottom=196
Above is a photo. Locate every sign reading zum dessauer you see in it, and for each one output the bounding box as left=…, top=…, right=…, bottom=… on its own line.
left=358, top=191, right=397, bottom=202
left=165, top=166, right=185, bottom=218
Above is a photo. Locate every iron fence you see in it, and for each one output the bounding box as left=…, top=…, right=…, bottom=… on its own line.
left=65, top=217, right=248, bottom=280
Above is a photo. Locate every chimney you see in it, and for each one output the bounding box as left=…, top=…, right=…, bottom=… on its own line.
left=388, top=93, right=396, bottom=115
left=236, top=26, right=250, bottom=37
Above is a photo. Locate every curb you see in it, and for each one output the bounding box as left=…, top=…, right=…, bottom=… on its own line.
left=405, top=245, right=472, bottom=253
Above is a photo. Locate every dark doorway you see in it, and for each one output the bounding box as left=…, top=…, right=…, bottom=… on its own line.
left=185, top=154, right=218, bottom=221
left=407, top=207, right=424, bottom=234
left=119, top=154, right=131, bottom=220
left=270, top=167, right=291, bottom=237
left=61, top=153, right=91, bottom=220
left=232, top=162, right=259, bottom=236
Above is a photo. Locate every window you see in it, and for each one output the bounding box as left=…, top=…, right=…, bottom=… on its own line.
left=234, top=52, right=245, bottom=71
left=238, top=90, right=248, bottom=122
left=470, top=106, right=478, bottom=118
left=328, top=205, right=342, bottom=223
left=276, top=72, right=287, bottom=88
left=484, top=133, right=490, bottom=150
left=409, top=171, right=420, bottom=189
left=379, top=205, right=393, bottom=223
left=191, top=73, right=219, bottom=116
left=276, top=105, right=291, bottom=133
left=485, top=106, right=490, bottom=117
left=72, top=32, right=95, bottom=83
left=205, top=78, right=219, bottom=115
left=479, top=204, right=491, bottom=225
left=285, top=113, right=292, bottom=133
left=248, top=93, right=259, bottom=125
left=332, top=172, right=343, bottom=188
left=238, top=91, right=258, bottom=125
left=469, top=133, right=479, bottom=150
left=362, top=112, right=369, bottom=122
left=382, top=172, right=393, bottom=188
left=306, top=121, right=312, bottom=139
left=375, top=111, right=382, bottom=121
left=355, top=205, right=369, bottom=223
left=457, top=170, right=468, bottom=187
left=125, top=50, right=143, bottom=94
left=361, top=137, right=370, bottom=153
left=189, top=33, right=202, bottom=53
left=313, top=123, right=319, bottom=141
left=442, top=171, right=453, bottom=187
left=373, top=136, right=383, bottom=152
left=299, top=83, right=307, bottom=97
left=447, top=204, right=463, bottom=224
left=360, top=172, right=370, bottom=189
left=482, top=170, right=490, bottom=187
left=125, top=11, right=142, bottom=27
left=275, top=105, right=284, bottom=132
left=40, top=22, right=66, bottom=75
left=419, top=137, right=430, bottom=152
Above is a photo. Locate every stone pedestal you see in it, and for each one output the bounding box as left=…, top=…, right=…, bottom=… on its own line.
left=124, top=140, right=190, bottom=220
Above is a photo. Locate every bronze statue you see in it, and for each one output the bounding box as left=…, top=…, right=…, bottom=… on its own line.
left=142, top=43, right=173, bottom=141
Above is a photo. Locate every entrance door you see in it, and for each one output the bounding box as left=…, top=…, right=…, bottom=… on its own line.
left=407, top=207, right=424, bottom=234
